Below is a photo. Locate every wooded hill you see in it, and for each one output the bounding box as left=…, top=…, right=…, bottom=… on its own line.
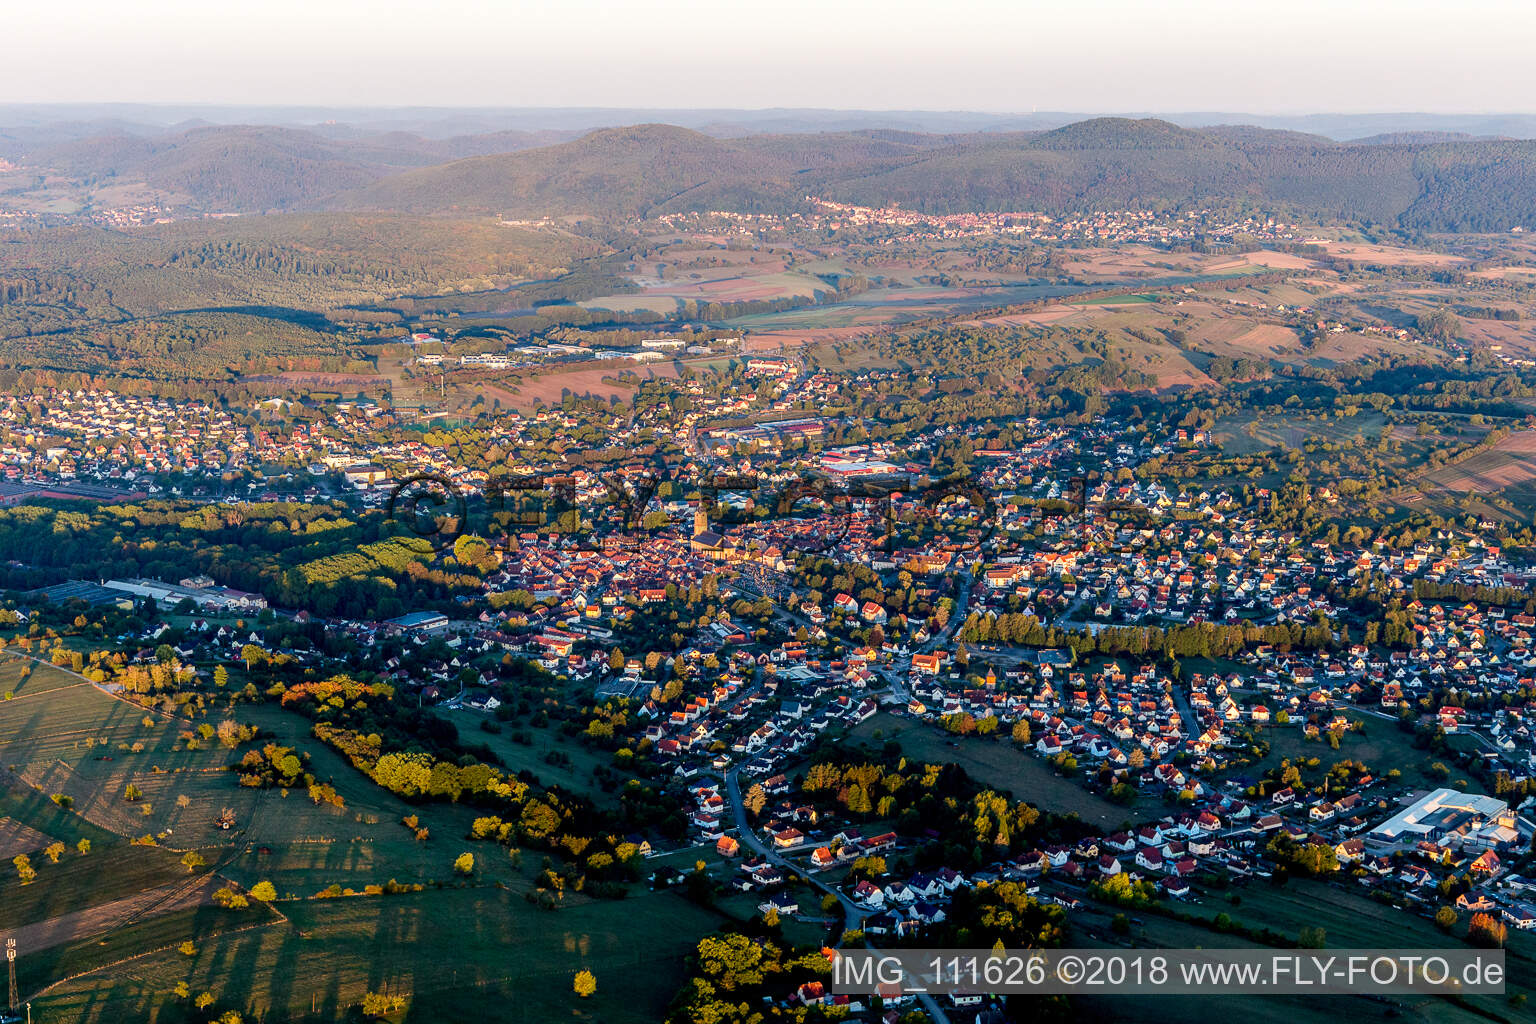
left=10, top=116, right=1536, bottom=230
left=1, top=123, right=576, bottom=212
left=346, top=118, right=1536, bottom=232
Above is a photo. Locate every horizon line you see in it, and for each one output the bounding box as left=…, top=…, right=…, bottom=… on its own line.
left=5, top=102, right=1536, bottom=118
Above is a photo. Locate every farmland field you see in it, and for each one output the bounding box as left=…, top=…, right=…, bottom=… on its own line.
left=28, top=886, right=723, bottom=1024
left=1418, top=430, right=1536, bottom=496
left=0, top=662, right=731, bottom=1024
left=0, top=654, right=91, bottom=699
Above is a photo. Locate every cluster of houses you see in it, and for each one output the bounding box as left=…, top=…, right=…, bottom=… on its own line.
left=0, top=391, right=248, bottom=484
left=664, top=200, right=1302, bottom=248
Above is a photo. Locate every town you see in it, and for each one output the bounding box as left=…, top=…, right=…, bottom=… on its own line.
left=4, top=341, right=1536, bottom=1023
left=7, top=39, right=1536, bottom=1020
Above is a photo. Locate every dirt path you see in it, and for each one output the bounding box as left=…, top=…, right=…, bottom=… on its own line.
left=0, top=876, right=219, bottom=954
left=0, top=816, right=55, bottom=859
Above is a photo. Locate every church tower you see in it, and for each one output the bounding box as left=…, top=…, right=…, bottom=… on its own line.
left=694, top=504, right=709, bottom=538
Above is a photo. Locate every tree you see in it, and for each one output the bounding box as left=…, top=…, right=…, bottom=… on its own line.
left=1418, top=309, right=1462, bottom=343
left=249, top=880, right=277, bottom=902
left=453, top=534, right=493, bottom=572
left=13, top=854, right=35, bottom=885
left=76, top=838, right=90, bottom=855
left=43, top=841, right=65, bottom=864
left=573, top=969, right=597, bottom=998
left=216, top=718, right=250, bottom=749
left=213, top=886, right=249, bottom=909
left=124, top=782, right=143, bottom=802
left=849, top=855, right=887, bottom=881
left=181, top=851, right=207, bottom=873
left=179, top=940, right=197, bottom=956
left=1267, top=835, right=1338, bottom=876
left=1468, top=912, right=1507, bottom=947
left=1435, top=906, right=1458, bottom=931
left=240, top=643, right=266, bottom=670
left=454, top=852, right=475, bottom=876
left=608, top=648, right=626, bottom=672
left=360, top=992, right=407, bottom=1017
left=1010, top=719, right=1031, bottom=744
left=695, top=932, right=771, bottom=991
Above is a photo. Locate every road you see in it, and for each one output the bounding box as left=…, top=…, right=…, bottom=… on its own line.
left=925, top=577, right=973, bottom=655
left=1165, top=676, right=1197, bottom=756
left=878, top=576, right=975, bottom=701
left=723, top=767, right=953, bottom=1024
left=723, top=767, right=862, bottom=922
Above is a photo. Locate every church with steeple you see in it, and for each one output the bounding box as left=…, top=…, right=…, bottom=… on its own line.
left=689, top=503, right=736, bottom=560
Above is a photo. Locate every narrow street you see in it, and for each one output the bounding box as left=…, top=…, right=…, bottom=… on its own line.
left=723, top=767, right=953, bottom=1024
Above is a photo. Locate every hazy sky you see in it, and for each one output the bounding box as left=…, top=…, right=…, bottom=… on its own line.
left=7, top=0, right=1535, bottom=113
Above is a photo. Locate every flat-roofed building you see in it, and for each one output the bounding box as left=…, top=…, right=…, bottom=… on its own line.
left=385, top=610, right=451, bottom=635
left=1368, top=788, right=1518, bottom=849
left=27, top=580, right=135, bottom=610
left=102, top=577, right=266, bottom=612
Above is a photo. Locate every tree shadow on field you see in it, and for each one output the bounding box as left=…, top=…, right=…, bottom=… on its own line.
left=365, top=896, right=423, bottom=996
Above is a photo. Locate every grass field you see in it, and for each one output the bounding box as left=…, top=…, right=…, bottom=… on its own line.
left=29, top=886, right=722, bottom=1024
left=0, top=653, right=90, bottom=699
left=622, top=269, right=826, bottom=305
left=0, top=842, right=203, bottom=933
left=1070, top=899, right=1429, bottom=1024
left=501, top=360, right=682, bottom=411
left=0, top=679, right=434, bottom=852
left=0, top=663, right=732, bottom=1022
left=1077, top=293, right=1159, bottom=305
left=578, top=293, right=685, bottom=315
left=441, top=710, right=620, bottom=808
left=1218, top=710, right=1468, bottom=793
left=1068, top=875, right=1533, bottom=1024
left=1214, top=409, right=1394, bottom=456
left=1180, top=878, right=1535, bottom=1007
left=846, top=712, right=1134, bottom=828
